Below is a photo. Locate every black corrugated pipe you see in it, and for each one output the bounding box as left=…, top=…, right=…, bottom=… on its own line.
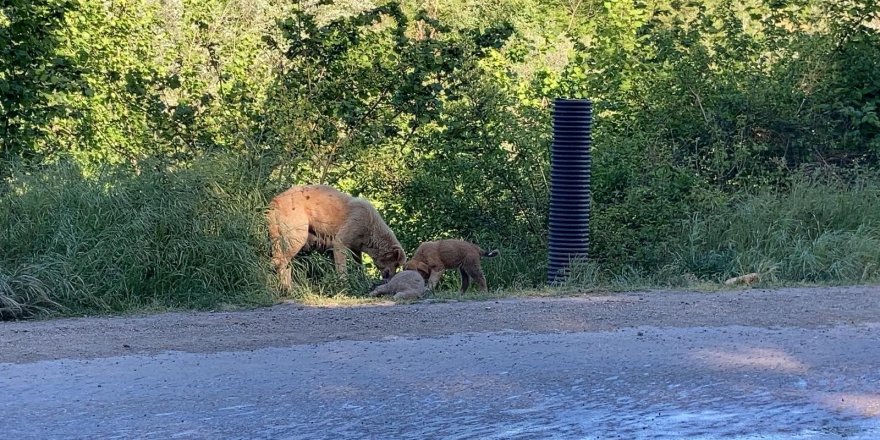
left=547, top=98, right=592, bottom=284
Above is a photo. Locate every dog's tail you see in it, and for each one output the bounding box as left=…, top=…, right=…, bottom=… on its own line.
left=482, top=249, right=499, bottom=258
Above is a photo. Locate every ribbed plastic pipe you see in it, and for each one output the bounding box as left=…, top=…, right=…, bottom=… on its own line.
left=547, top=98, right=591, bottom=284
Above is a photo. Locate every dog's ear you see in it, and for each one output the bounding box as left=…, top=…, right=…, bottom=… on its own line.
left=383, top=248, right=405, bottom=265
left=403, top=258, right=421, bottom=271
left=405, top=261, right=430, bottom=281
left=416, top=267, right=430, bottom=281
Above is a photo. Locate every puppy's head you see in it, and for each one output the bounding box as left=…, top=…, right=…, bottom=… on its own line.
left=375, top=247, right=406, bottom=280
left=404, top=260, right=431, bottom=281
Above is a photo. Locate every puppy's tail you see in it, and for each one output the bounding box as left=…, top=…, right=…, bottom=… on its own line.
left=481, top=249, right=499, bottom=258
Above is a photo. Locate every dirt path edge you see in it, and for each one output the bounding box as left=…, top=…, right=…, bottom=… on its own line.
left=2, top=285, right=878, bottom=364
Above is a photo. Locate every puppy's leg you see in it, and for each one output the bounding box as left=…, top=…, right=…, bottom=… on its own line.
left=369, top=284, right=390, bottom=297
left=458, top=267, right=471, bottom=293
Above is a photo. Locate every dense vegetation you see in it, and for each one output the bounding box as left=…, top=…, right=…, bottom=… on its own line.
left=2, top=0, right=879, bottom=318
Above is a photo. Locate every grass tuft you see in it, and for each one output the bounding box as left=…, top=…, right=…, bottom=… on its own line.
left=0, top=264, right=67, bottom=320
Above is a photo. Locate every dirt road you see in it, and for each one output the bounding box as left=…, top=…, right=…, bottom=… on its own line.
left=2, top=285, right=879, bottom=439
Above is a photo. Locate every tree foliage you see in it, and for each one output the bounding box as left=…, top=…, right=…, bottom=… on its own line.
left=1, top=0, right=81, bottom=166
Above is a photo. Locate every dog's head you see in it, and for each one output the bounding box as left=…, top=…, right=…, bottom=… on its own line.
left=375, top=247, right=406, bottom=280
left=403, top=259, right=431, bottom=281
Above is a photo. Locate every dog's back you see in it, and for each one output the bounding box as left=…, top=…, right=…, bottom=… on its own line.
left=412, top=239, right=495, bottom=268
left=269, top=185, right=351, bottom=236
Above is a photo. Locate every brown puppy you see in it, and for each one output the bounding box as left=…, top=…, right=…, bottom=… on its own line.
left=368, top=270, right=427, bottom=300
left=405, top=239, right=499, bottom=292
left=267, top=185, right=405, bottom=291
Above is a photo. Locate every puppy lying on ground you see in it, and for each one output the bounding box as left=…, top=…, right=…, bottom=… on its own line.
left=405, top=239, right=499, bottom=292
left=368, top=270, right=427, bottom=300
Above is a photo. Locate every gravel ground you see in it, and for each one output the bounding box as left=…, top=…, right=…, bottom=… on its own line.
left=2, top=285, right=879, bottom=439
left=2, top=285, right=879, bottom=364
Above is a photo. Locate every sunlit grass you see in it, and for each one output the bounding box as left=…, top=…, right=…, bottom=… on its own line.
left=3, top=162, right=880, bottom=317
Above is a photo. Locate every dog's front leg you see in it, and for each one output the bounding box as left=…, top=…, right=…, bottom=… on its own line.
left=368, top=284, right=388, bottom=297
left=427, top=270, right=443, bottom=291
left=332, top=247, right=348, bottom=278
left=278, top=265, right=292, bottom=292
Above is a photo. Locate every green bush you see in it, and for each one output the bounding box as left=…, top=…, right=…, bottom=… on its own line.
left=590, top=132, right=716, bottom=270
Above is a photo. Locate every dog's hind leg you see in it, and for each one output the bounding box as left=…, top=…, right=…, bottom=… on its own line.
left=458, top=267, right=471, bottom=293
left=275, top=230, right=307, bottom=292
left=463, top=265, right=488, bottom=292
left=267, top=209, right=308, bottom=292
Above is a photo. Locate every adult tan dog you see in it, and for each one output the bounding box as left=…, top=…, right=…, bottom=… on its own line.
left=267, top=185, right=405, bottom=291
left=405, top=239, right=499, bottom=292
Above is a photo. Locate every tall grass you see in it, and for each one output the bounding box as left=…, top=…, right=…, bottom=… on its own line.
left=282, top=251, right=385, bottom=301
left=674, top=171, right=880, bottom=284
left=0, top=160, right=277, bottom=318
left=557, top=169, right=880, bottom=290
left=3, top=160, right=879, bottom=318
